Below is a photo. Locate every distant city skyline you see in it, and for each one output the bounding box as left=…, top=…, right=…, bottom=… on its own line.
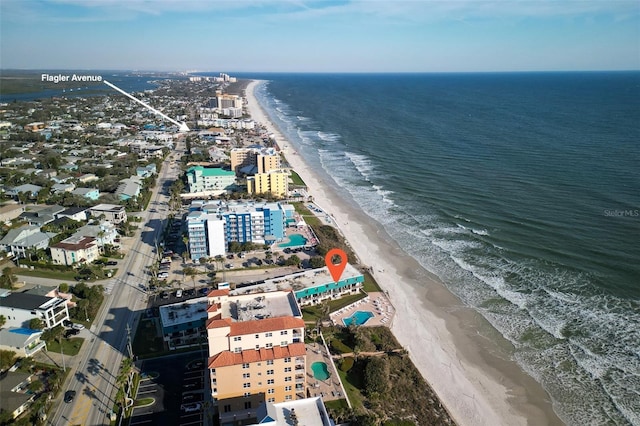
left=1, top=0, right=638, bottom=73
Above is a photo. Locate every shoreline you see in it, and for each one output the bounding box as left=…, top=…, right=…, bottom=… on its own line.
left=244, top=79, right=563, bottom=426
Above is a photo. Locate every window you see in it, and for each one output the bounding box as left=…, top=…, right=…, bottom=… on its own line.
left=281, top=341, right=288, bottom=346
left=285, top=377, right=292, bottom=382
left=265, top=332, right=272, bottom=337
left=268, top=389, right=274, bottom=394
left=266, top=360, right=274, bottom=365
left=243, top=373, right=250, bottom=378
left=285, top=395, right=293, bottom=400
left=285, top=385, right=292, bottom=391
left=224, top=405, right=231, bottom=413
left=243, top=383, right=251, bottom=388
left=256, top=345, right=260, bottom=350
left=284, top=357, right=291, bottom=363
left=268, top=398, right=275, bottom=403
left=266, top=343, right=273, bottom=348
left=234, top=347, right=242, bottom=353
left=280, top=330, right=288, bottom=335
left=267, top=379, right=274, bottom=385
left=255, top=334, right=259, bottom=339
left=267, top=369, right=274, bottom=375
left=233, top=336, right=242, bottom=341
left=244, top=392, right=251, bottom=397
left=284, top=367, right=292, bottom=372
left=242, top=363, right=250, bottom=369
left=244, top=401, right=252, bottom=409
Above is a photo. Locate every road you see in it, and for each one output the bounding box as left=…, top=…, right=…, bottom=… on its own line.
left=48, top=140, right=185, bottom=426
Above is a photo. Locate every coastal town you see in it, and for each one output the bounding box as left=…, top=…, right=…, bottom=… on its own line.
left=0, top=73, right=454, bottom=426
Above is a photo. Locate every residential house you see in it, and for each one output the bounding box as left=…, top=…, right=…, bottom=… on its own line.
left=55, top=206, right=90, bottom=222
left=0, top=289, right=70, bottom=329
left=50, top=235, right=99, bottom=266
left=75, top=221, right=119, bottom=248
left=52, top=182, right=76, bottom=194
left=6, top=184, right=42, bottom=200
left=136, top=164, right=157, bottom=178
left=18, top=205, right=65, bottom=227
left=71, top=187, right=100, bottom=201
left=89, top=204, right=127, bottom=224
left=0, top=225, right=53, bottom=259
left=0, top=372, right=36, bottom=420
left=77, top=173, right=99, bottom=184
left=116, top=177, right=142, bottom=201
left=0, top=328, right=46, bottom=357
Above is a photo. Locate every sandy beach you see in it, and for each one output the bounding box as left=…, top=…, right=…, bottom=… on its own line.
left=245, top=79, right=562, bottom=426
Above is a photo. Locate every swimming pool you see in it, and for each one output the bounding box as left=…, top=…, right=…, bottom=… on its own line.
left=342, top=310, right=374, bottom=326
left=279, top=233, right=308, bottom=248
left=311, top=362, right=330, bottom=381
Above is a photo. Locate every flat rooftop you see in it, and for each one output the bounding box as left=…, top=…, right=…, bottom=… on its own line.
left=218, top=291, right=301, bottom=322
left=159, top=297, right=208, bottom=328
left=231, top=263, right=363, bottom=295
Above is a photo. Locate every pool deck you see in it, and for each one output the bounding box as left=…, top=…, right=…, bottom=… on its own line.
left=329, top=291, right=396, bottom=328
left=305, top=341, right=346, bottom=402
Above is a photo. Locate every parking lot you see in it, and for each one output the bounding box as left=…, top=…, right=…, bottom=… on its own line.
left=131, top=352, right=207, bottom=426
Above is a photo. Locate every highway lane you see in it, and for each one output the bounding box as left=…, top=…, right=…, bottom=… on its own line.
left=49, top=140, right=184, bottom=426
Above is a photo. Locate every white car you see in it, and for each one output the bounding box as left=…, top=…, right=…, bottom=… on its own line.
left=72, top=323, right=85, bottom=330
left=181, top=403, right=201, bottom=412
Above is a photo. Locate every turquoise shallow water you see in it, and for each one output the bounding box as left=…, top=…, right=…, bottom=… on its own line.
left=343, top=311, right=374, bottom=327
left=247, top=72, right=640, bottom=425
left=278, top=233, right=308, bottom=247
left=311, top=362, right=330, bottom=381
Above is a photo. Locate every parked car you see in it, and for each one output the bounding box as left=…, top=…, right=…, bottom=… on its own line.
left=106, top=261, right=118, bottom=266
left=181, top=403, right=201, bottom=412
left=175, top=289, right=183, bottom=298
left=64, top=329, right=80, bottom=338
left=64, top=390, right=76, bottom=403
left=160, top=292, right=169, bottom=299
left=63, top=319, right=73, bottom=327
left=72, top=323, right=85, bottom=330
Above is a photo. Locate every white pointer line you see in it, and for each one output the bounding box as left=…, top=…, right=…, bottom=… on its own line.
left=103, top=80, right=189, bottom=132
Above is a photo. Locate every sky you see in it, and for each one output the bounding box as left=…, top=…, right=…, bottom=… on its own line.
left=1, top=0, right=639, bottom=73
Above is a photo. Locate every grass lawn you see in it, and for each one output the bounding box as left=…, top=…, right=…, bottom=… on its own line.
left=324, top=399, right=349, bottom=410
left=302, top=293, right=366, bottom=323
left=337, top=367, right=365, bottom=409
left=362, top=270, right=382, bottom=293
left=133, top=397, right=154, bottom=407
left=289, top=170, right=306, bottom=186
left=46, top=337, right=84, bottom=356
left=16, top=269, right=77, bottom=281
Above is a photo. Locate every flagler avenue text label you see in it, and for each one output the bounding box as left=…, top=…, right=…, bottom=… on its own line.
left=41, top=73, right=103, bottom=83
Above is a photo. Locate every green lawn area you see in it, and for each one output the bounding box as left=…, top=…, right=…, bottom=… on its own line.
left=302, top=292, right=366, bottom=323
left=362, top=270, right=382, bottom=293
left=289, top=170, right=306, bottom=186
left=46, top=337, right=84, bottom=356
left=133, top=397, right=154, bottom=407
left=16, top=268, right=77, bottom=281
left=337, top=366, right=365, bottom=409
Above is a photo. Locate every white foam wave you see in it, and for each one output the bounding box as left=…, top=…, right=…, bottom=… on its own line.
left=317, top=131, right=340, bottom=143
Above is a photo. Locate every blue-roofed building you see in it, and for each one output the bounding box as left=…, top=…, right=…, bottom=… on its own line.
left=0, top=327, right=46, bottom=357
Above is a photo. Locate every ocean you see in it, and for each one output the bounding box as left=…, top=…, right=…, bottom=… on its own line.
left=249, top=72, right=640, bottom=425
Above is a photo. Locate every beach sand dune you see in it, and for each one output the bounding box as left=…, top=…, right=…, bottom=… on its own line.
left=245, top=80, right=562, bottom=426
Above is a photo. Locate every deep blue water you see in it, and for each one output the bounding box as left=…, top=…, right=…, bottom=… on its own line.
left=249, top=72, right=640, bottom=425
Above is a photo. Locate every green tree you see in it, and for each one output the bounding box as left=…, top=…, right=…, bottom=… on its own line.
left=0, top=267, right=17, bottom=289
left=309, top=256, right=324, bottom=269
left=284, top=255, right=301, bottom=267
left=183, top=266, right=198, bottom=289
left=0, top=315, right=6, bottom=327
left=0, top=350, right=16, bottom=371
left=58, top=283, right=69, bottom=293
left=364, top=357, right=390, bottom=396
left=29, top=318, right=45, bottom=330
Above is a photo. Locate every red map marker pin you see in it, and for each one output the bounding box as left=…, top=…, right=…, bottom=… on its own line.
left=325, top=248, right=347, bottom=283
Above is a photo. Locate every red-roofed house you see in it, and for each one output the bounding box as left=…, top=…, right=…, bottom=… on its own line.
left=50, top=235, right=99, bottom=266
left=206, top=290, right=307, bottom=422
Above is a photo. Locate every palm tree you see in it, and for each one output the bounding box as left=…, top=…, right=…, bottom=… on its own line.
left=183, top=266, right=198, bottom=290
